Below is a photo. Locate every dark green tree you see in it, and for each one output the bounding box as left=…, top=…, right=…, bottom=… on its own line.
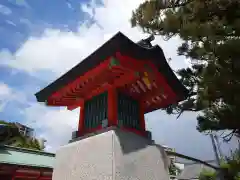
left=0, top=120, right=45, bottom=151
left=131, top=0, right=240, bottom=139
left=199, top=148, right=240, bottom=180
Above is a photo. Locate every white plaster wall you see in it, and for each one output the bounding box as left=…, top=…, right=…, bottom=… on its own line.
left=53, top=129, right=170, bottom=180
left=113, top=130, right=170, bottom=180
left=53, top=132, right=114, bottom=180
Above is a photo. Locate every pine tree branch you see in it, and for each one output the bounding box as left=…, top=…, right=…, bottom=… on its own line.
left=161, top=0, right=194, bottom=9
left=166, top=150, right=219, bottom=169
left=222, top=130, right=237, bottom=142
left=170, top=0, right=194, bottom=8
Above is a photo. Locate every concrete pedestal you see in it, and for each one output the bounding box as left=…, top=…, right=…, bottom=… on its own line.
left=52, top=128, right=170, bottom=180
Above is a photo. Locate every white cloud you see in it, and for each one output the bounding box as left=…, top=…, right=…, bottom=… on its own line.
left=19, top=18, right=32, bottom=26
left=66, top=2, right=73, bottom=10
left=0, top=4, right=12, bottom=15
left=0, top=82, right=13, bottom=111
left=0, top=0, right=188, bottom=77
left=22, top=103, right=79, bottom=152
left=0, top=82, right=27, bottom=112
left=11, top=0, right=30, bottom=8
left=0, top=0, right=190, bottom=152
left=0, top=82, right=78, bottom=152
left=0, top=82, right=12, bottom=97
left=5, top=20, right=16, bottom=26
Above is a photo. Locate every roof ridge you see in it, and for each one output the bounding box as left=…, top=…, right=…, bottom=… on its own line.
left=0, top=145, right=55, bottom=156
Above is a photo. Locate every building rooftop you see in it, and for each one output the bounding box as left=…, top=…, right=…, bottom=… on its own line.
left=14, top=122, right=34, bottom=131
left=177, top=162, right=216, bottom=180
left=0, top=145, right=55, bottom=168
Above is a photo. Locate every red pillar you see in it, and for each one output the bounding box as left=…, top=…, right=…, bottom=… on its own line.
left=108, top=87, right=118, bottom=126
left=139, top=101, right=146, bottom=131
left=78, top=104, right=85, bottom=136
left=12, top=168, right=16, bottom=180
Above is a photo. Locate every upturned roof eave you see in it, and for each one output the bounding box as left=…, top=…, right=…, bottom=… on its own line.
left=35, top=31, right=189, bottom=103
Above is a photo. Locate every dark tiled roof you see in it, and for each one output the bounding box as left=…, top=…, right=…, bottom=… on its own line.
left=35, top=31, right=188, bottom=104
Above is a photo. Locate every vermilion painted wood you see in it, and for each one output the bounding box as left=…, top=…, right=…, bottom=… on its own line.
left=13, top=176, right=52, bottom=180
left=62, top=59, right=110, bottom=98
left=54, top=61, right=177, bottom=113
left=38, top=177, right=52, bottom=180
left=139, top=100, right=146, bottom=131
left=48, top=54, right=147, bottom=107
left=115, top=52, right=146, bottom=71
left=67, top=80, right=111, bottom=110
left=115, top=53, right=178, bottom=112
left=0, top=165, right=52, bottom=180
left=54, top=70, right=109, bottom=105
left=78, top=105, right=85, bottom=136
left=108, top=88, right=118, bottom=126
left=49, top=58, right=111, bottom=99
left=63, top=72, right=109, bottom=108
left=66, top=99, right=84, bottom=110
left=146, top=62, right=177, bottom=102
left=67, top=66, right=139, bottom=111
left=51, top=62, right=121, bottom=108
left=48, top=55, right=175, bottom=113
left=118, top=83, right=141, bottom=101
left=43, top=53, right=182, bottom=138
left=111, top=71, right=139, bottom=88
left=50, top=70, right=110, bottom=108
left=73, top=70, right=110, bottom=97
left=117, top=53, right=178, bottom=98
left=145, top=98, right=175, bottom=113
left=47, top=98, right=82, bottom=107
left=13, top=170, right=41, bottom=179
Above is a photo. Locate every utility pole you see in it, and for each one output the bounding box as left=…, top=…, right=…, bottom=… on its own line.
left=210, top=133, right=223, bottom=180
left=214, top=134, right=224, bottom=160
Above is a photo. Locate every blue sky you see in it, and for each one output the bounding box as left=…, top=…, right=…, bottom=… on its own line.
left=0, top=0, right=95, bottom=51
left=0, top=0, right=237, bottom=160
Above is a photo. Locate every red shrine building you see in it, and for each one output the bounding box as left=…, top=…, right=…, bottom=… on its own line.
left=35, top=32, right=188, bottom=140
left=0, top=145, right=54, bottom=180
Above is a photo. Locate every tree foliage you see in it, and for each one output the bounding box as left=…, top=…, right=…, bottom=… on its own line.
left=169, top=159, right=181, bottom=177
left=0, top=120, right=45, bottom=151
left=199, top=169, right=216, bottom=180
left=199, top=148, right=240, bottom=180
left=131, top=0, right=240, bottom=138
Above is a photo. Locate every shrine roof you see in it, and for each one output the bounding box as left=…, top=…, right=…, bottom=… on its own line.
left=0, top=145, right=55, bottom=168
left=35, top=32, right=188, bottom=102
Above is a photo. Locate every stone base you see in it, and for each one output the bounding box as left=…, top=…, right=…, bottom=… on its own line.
left=52, top=129, right=170, bottom=180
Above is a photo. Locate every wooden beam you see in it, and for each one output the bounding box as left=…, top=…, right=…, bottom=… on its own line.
left=140, top=63, right=178, bottom=112
left=39, top=177, right=52, bottom=180
left=48, top=54, right=151, bottom=109
left=67, top=71, right=111, bottom=110
left=78, top=105, right=85, bottom=137
left=111, top=70, right=139, bottom=88
left=47, top=99, right=79, bottom=107
left=115, top=52, right=146, bottom=71
left=139, top=100, right=146, bottom=131
left=147, top=62, right=176, bottom=100
left=78, top=70, right=110, bottom=97
left=50, top=58, right=111, bottom=99
left=67, top=98, right=83, bottom=110
left=140, top=85, right=164, bottom=102
left=108, top=87, right=118, bottom=126
left=67, top=66, right=138, bottom=111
